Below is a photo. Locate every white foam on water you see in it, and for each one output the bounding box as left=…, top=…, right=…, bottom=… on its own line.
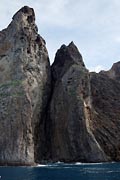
left=75, top=162, right=116, bottom=165
left=75, top=162, right=82, bottom=165
left=37, top=164, right=48, bottom=167
left=36, top=161, right=116, bottom=168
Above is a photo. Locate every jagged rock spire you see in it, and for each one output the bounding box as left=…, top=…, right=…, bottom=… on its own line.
left=51, top=42, right=85, bottom=82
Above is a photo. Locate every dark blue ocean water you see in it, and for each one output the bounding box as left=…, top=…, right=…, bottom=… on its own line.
left=0, top=162, right=120, bottom=180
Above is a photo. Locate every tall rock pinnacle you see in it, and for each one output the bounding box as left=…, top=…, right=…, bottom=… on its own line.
left=48, top=41, right=120, bottom=162
left=0, top=6, right=51, bottom=165
left=48, top=42, right=107, bottom=162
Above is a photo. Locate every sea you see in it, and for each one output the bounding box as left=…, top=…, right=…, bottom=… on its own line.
left=0, top=162, right=120, bottom=180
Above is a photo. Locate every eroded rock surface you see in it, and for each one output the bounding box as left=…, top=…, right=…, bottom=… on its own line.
left=48, top=42, right=107, bottom=162
left=48, top=42, right=120, bottom=163
left=90, top=66, right=120, bottom=161
left=0, top=6, right=51, bottom=165
left=0, top=6, right=120, bottom=165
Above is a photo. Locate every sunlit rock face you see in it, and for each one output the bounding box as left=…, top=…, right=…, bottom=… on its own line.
left=0, top=6, right=51, bottom=165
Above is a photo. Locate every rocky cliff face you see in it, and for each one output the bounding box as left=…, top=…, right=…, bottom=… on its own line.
left=48, top=44, right=120, bottom=163
left=48, top=42, right=107, bottom=162
left=0, top=6, right=51, bottom=165
left=0, top=6, right=120, bottom=165
left=90, top=69, right=120, bottom=161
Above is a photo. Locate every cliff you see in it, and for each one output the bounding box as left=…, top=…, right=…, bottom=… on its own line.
left=0, top=6, right=51, bottom=165
left=0, top=6, right=120, bottom=165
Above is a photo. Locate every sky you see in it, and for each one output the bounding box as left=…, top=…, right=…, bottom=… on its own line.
left=1, top=0, right=120, bottom=72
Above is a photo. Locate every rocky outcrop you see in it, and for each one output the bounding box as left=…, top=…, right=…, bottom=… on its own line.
left=0, top=6, right=51, bottom=165
left=48, top=43, right=120, bottom=163
left=0, top=6, right=120, bottom=165
left=90, top=66, right=120, bottom=161
left=48, top=42, right=107, bottom=162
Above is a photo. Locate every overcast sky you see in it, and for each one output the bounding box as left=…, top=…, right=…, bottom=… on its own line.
left=1, top=0, right=120, bottom=72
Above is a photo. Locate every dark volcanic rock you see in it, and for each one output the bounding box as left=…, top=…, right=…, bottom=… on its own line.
left=1, top=6, right=120, bottom=165
left=48, top=42, right=107, bottom=162
left=49, top=44, right=120, bottom=162
left=51, top=42, right=85, bottom=83
left=104, top=61, right=120, bottom=81
left=0, top=6, right=51, bottom=165
left=90, top=70, right=120, bottom=161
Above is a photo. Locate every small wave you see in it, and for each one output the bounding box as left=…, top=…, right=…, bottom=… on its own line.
left=36, top=163, right=61, bottom=167
left=36, top=161, right=116, bottom=168
left=37, top=164, right=48, bottom=167
left=75, top=161, right=116, bottom=165
left=75, top=162, right=104, bottom=165
left=75, top=162, right=82, bottom=165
